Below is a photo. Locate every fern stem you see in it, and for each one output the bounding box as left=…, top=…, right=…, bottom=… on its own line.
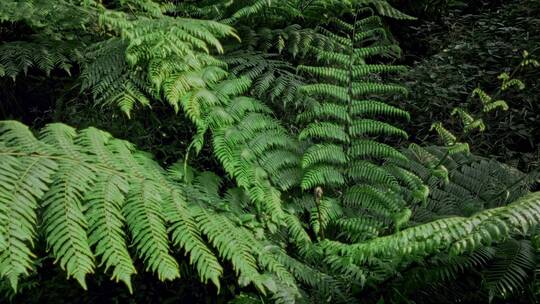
left=314, top=186, right=325, bottom=240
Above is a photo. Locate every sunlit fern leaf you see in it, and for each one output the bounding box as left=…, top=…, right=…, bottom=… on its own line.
left=84, top=173, right=136, bottom=292
left=0, top=154, right=56, bottom=290
left=38, top=124, right=97, bottom=290
left=0, top=120, right=303, bottom=296
left=123, top=180, right=180, bottom=281
left=163, top=187, right=223, bottom=289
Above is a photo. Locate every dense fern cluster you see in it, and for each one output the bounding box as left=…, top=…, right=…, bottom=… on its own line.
left=0, top=0, right=539, bottom=303
left=0, top=121, right=301, bottom=294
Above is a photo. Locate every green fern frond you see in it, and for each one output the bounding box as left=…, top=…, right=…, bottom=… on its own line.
left=310, top=198, right=343, bottom=238
left=349, top=119, right=408, bottom=138
left=334, top=217, right=382, bottom=242
left=297, top=103, right=349, bottom=123
left=301, top=166, right=346, bottom=190
left=352, top=82, right=408, bottom=97
left=483, top=100, right=509, bottom=113
left=324, top=191, right=540, bottom=268
left=349, top=140, right=407, bottom=161
left=0, top=121, right=299, bottom=294
left=124, top=180, right=180, bottom=281
left=301, top=84, right=349, bottom=102
left=484, top=239, right=535, bottom=300
left=347, top=160, right=400, bottom=189
left=302, top=144, right=347, bottom=169
left=0, top=137, right=56, bottom=290
left=0, top=41, right=73, bottom=79
left=351, top=100, right=410, bottom=120
left=299, top=122, right=349, bottom=143
left=430, top=122, right=457, bottom=146
left=163, top=188, right=223, bottom=289
left=39, top=124, right=97, bottom=289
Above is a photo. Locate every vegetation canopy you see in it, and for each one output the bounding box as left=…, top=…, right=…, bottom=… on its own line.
left=0, top=0, right=538, bottom=303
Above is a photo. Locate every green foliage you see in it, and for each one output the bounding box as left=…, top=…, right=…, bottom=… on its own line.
left=0, top=120, right=302, bottom=297
left=1, top=0, right=539, bottom=303
left=398, top=0, right=540, bottom=171
left=295, top=14, right=421, bottom=241
left=378, top=144, right=540, bottom=302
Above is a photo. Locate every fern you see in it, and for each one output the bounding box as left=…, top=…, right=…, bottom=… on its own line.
left=0, top=121, right=302, bottom=295
left=0, top=41, right=73, bottom=79
left=320, top=191, right=540, bottom=270
left=2, top=0, right=539, bottom=302
left=484, top=239, right=536, bottom=301
left=223, top=52, right=309, bottom=108
left=380, top=145, right=539, bottom=301
left=296, top=15, right=420, bottom=241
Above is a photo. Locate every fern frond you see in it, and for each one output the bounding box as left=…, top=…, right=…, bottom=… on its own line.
left=0, top=145, right=56, bottom=290
left=302, top=144, right=347, bottom=169
left=0, top=121, right=299, bottom=294
left=349, top=119, right=408, bottom=138
left=301, top=166, right=346, bottom=190
left=297, top=103, right=349, bottom=123
left=124, top=180, right=180, bottom=281
left=484, top=239, right=535, bottom=300
left=36, top=124, right=97, bottom=289
left=349, top=140, right=406, bottom=161
left=351, top=100, right=410, bottom=120
left=163, top=188, right=223, bottom=289
left=347, top=160, right=400, bottom=189
left=310, top=198, right=343, bottom=238
left=299, top=122, right=349, bottom=143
